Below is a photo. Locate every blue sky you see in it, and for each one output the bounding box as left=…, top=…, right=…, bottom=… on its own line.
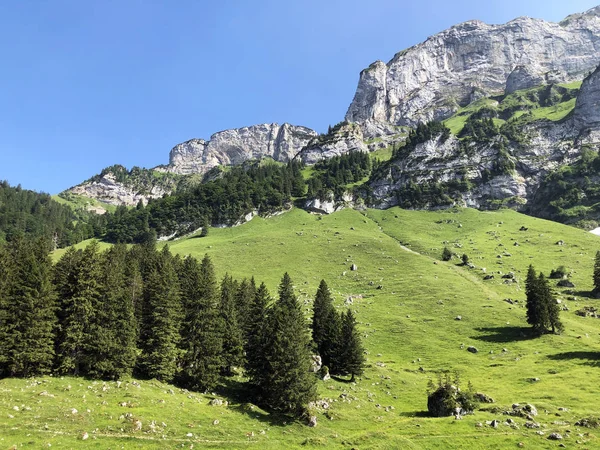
left=0, top=0, right=598, bottom=194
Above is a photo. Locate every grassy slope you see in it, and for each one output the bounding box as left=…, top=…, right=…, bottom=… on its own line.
left=4, top=207, right=600, bottom=449
left=52, top=193, right=118, bottom=214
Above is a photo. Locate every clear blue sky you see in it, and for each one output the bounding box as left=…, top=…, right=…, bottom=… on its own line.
left=0, top=0, right=597, bottom=194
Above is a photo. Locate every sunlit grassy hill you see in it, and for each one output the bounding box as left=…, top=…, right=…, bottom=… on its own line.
left=3, top=206, right=600, bottom=449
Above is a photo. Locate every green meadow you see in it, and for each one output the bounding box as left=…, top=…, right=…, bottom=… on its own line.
left=3, top=206, right=600, bottom=449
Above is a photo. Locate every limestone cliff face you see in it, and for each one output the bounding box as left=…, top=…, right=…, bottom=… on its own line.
left=297, top=122, right=368, bottom=164
left=67, top=167, right=177, bottom=207
left=66, top=123, right=316, bottom=206
left=368, top=57, right=600, bottom=210
left=573, top=65, right=600, bottom=141
left=159, top=123, right=317, bottom=175
left=346, top=6, right=600, bottom=130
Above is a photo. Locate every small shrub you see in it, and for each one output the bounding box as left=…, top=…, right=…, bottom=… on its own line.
left=549, top=265, right=567, bottom=279
left=427, top=374, right=478, bottom=417
left=442, top=247, right=453, bottom=261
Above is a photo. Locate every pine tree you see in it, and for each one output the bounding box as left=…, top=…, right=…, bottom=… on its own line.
left=138, top=246, right=182, bottom=382
left=87, top=244, right=137, bottom=379
left=525, top=265, right=544, bottom=333
left=245, top=282, right=271, bottom=398
left=236, top=278, right=256, bottom=339
left=260, top=273, right=317, bottom=416
left=538, top=273, right=563, bottom=334
left=178, top=254, right=223, bottom=391
left=0, top=244, right=12, bottom=376
left=442, top=247, right=453, bottom=261
left=0, top=238, right=57, bottom=377
left=337, top=309, right=365, bottom=381
left=55, top=241, right=102, bottom=375
left=311, top=280, right=341, bottom=372
left=594, top=251, right=600, bottom=296
left=200, top=216, right=210, bottom=237
left=220, top=274, right=244, bottom=375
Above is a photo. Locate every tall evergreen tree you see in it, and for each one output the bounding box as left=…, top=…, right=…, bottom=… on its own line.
left=594, top=251, right=600, bottom=296
left=138, top=246, right=182, bottom=382
left=236, top=277, right=256, bottom=338
left=260, top=273, right=317, bottom=416
left=0, top=244, right=12, bottom=375
left=525, top=265, right=544, bottom=333
left=337, top=309, right=365, bottom=381
left=245, top=282, right=271, bottom=398
left=87, top=244, right=137, bottom=379
left=311, top=280, right=341, bottom=371
left=538, top=273, right=563, bottom=334
left=178, top=254, right=223, bottom=391
left=55, top=241, right=102, bottom=375
left=220, top=274, right=245, bottom=375
left=0, top=238, right=57, bottom=377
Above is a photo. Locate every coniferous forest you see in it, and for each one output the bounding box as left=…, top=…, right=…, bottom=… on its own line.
left=0, top=237, right=364, bottom=418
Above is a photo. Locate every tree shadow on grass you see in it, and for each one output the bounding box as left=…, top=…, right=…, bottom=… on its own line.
left=331, top=375, right=354, bottom=383
left=573, top=290, right=598, bottom=300
left=398, top=410, right=430, bottom=418
left=547, top=351, right=600, bottom=367
left=216, top=377, right=305, bottom=427
left=471, top=326, right=536, bottom=343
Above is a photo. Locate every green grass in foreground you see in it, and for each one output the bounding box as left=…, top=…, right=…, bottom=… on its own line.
left=5, top=207, right=600, bottom=448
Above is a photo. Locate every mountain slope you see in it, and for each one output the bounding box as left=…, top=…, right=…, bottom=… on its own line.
left=25, top=206, right=600, bottom=448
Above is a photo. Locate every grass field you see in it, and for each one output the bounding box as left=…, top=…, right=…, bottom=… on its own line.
left=4, top=206, right=600, bottom=448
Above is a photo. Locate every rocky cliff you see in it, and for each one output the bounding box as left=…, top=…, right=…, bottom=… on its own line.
left=368, top=62, right=600, bottom=212
left=346, top=6, right=600, bottom=132
left=296, top=122, right=368, bottom=164
left=157, top=123, right=317, bottom=175
left=66, top=123, right=317, bottom=206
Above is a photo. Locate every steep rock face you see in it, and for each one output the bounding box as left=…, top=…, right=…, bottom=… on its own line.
left=573, top=66, right=600, bottom=139
left=160, top=123, right=317, bottom=175
left=346, top=7, right=600, bottom=129
left=369, top=120, right=581, bottom=209
left=297, top=122, right=368, bottom=164
left=68, top=171, right=173, bottom=207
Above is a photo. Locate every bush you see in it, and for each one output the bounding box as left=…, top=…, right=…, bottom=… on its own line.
left=549, top=265, right=567, bottom=279
left=427, top=374, right=477, bottom=417
left=442, top=247, right=453, bottom=261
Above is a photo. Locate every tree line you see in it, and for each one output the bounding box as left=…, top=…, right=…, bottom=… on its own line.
left=0, top=238, right=364, bottom=418
left=0, top=181, right=95, bottom=247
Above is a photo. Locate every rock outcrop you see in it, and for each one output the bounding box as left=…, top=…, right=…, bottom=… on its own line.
left=573, top=65, right=600, bottom=139
left=68, top=169, right=175, bottom=207
left=346, top=7, right=600, bottom=130
left=297, top=122, right=368, bottom=164
left=158, top=123, right=317, bottom=175
left=369, top=117, right=582, bottom=210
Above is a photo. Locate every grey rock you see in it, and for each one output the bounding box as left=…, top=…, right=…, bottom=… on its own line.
left=548, top=432, right=563, bottom=440
left=346, top=8, right=600, bottom=127
left=162, top=123, right=317, bottom=175
left=467, top=346, right=478, bottom=354
left=298, top=122, right=368, bottom=164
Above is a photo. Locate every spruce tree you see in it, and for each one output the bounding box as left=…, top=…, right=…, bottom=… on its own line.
left=138, top=246, right=182, bottom=382
left=0, top=238, right=57, bottom=377
left=87, top=244, right=137, bottom=379
left=55, top=241, right=102, bottom=375
left=525, top=265, right=544, bottom=333
left=594, top=251, right=600, bottom=296
left=220, top=274, right=245, bottom=375
left=236, top=277, right=256, bottom=339
left=261, top=273, right=317, bottom=416
left=0, top=244, right=12, bottom=376
left=538, top=273, right=563, bottom=334
left=311, top=279, right=341, bottom=372
left=178, top=254, right=223, bottom=391
left=337, top=309, right=365, bottom=381
left=245, top=282, right=270, bottom=399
